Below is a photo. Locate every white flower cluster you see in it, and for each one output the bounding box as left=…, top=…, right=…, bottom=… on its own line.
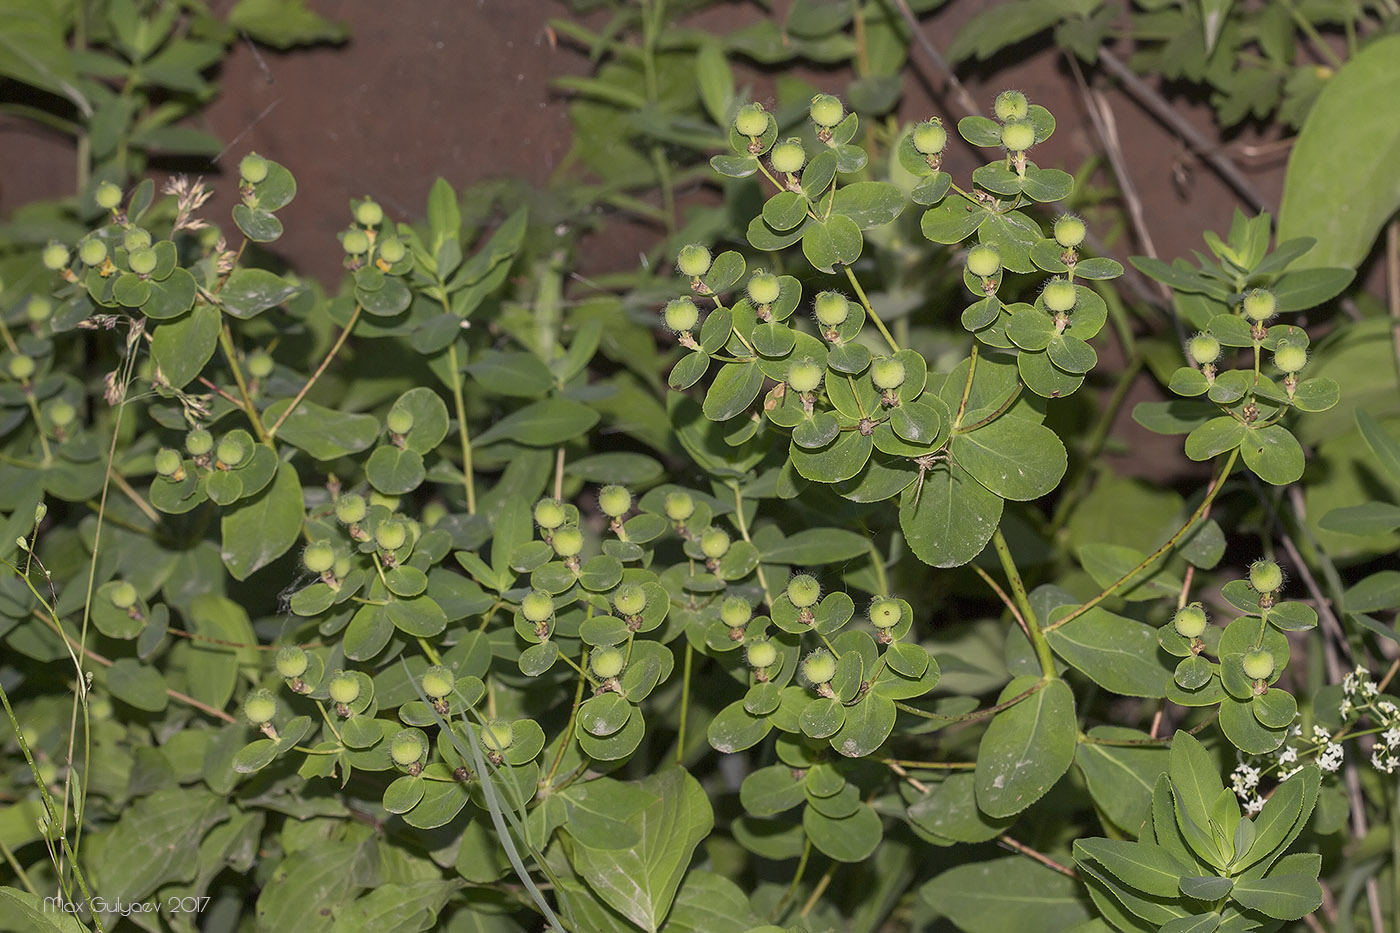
left=1339, top=666, right=1400, bottom=774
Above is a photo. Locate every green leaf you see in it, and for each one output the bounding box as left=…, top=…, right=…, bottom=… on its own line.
left=702, top=361, right=763, bottom=421
left=659, top=870, right=761, bottom=933
left=140, top=267, right=197, bottom=319
left=474, top=398, right=600, bottom=447
left=264, top=399, right=379, bottom=459
left=1278, top=34, right=1400, bottom=270
left=0, top=887, right=92, bottom=932
left=219, top=267, right=303, bottom=319
left=1076, top=727, right=1168, bottom=834
left=975, top=677, right=1076, bottom=817
left=830, top=692, right=895, bottom=757
left=1357, top=408, right=1400, bottom=483
left=954, top=416, right=1067, bottom=501
left=899, top=459, right=1003, bottom=568
left=830, top=181, right=905, bottom=229
left=789, top=430, right=872, bottom=483
left=1184, top=417, right=1245, bottom=461
left=1169, top=731, right=1225, bottom=833
left=801, top=213, right=863, bottom=272
left=708, top=698, right=772, bottom=753
left=1046, top=607, right=1171, bottom=697
left=106, top=658, right=169, bottom=711
left=569, top=768, right=713, bottom=933
left=232, top=204, right=283, bottom=242
left=255, top=840, right=376, bottom=932
left=922, top=856, right=1092, bottom=933
left=228, top=0, right=347, bottom=48
left=761, top=529, right=870, bottom=565
left=150, top=303, right=220, bottom=388
left=188, top=594, right=256, bottom=711
left=1240, top=424, right=1304, bottom=485
left=694, top=41, right=734, bottom=126
left=740, top=764, right=807, bottom=817
left=1229, top=876, right=1322, bottom=920
left=803, top=800, right=882, bottom=862
left=762, top=191, right=809, bottom=231
left=220, top=460, right=303, bottom=580
left=334, top=880, right=459, bottom=933
left=1074, top=838, right=1187, bottom=897
left=90, top=788, right=227, bottom=914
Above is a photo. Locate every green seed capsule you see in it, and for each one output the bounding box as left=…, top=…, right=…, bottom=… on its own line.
left=911, top=120, right=947, bottom=155
left=302, top=541, right=335, bottom=574
left=734, top=103, right=768, bottom=137
left=1242, top=649, right=1275, bottom=680
left=809, top=93, right=844, bottom=128
left=534, top=498, right=566, bottom=529
left=802, top=649, right=836, bottom=685
left=390, top=730, right=423, bottom=766
left=239, top=153, right=269, bottom=184
left=613, top=584, right=647, bottom=616
left=747, top=272, right=781, bottom=306
left=966, top=244, right=1001, bottom=278
left=720, top=595, right=752, bottom=628
left=677, top=244, right=712, bottom=277
left=335, top=494, right=368, bottom=524
left=1249, top=559, right=1283, bottom=594
left=746, top=640, right=777, bottom=669
left=1187, top=334, right=1221, bottom=366
left=786, top=573, right=821, bottom=609
left=814, top=291, right=850, bottom=327
left=994, top=90, right=1029, bottom=122
left=590, top=647, right=625, bottom=679
left=328, top=672, right=361, bottom=705
left=598, top=484, right=632, bottom=518
left=1242, top=289, right=1276, bottom=322
left=770, top=138, right=806, bottom=174
left=664, top=492, right=695, bottom=521
left=521, top=590, right=554, bottom=623
left=869, top=598, right=901, bottom=629
left=787, top=359, right=823, bottom=394
left=1053, top=215, right=1086, bottom=248
left=243, top=690, right=277, bottom=725
left=1042, top=279, right=1077, bottom=313
left=1000, top=120, right=1035, bottom=152
left=1172, top=603, right=1208, bottom=639
left=421, top=665, right=455, bottom=699
left=276, top=646, right=308, bottom=679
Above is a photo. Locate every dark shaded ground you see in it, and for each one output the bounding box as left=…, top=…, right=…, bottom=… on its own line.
left=1, top=0, right=1297, bottom=481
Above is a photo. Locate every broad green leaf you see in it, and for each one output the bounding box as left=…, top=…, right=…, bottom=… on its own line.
left=220, top=460, right=303, bottom=580
left=569, top=768, right=713, bottom=933
left=89, top=788, right=227, bottom=916
left=1077, top=542, right=1182, bottom=602
left=1184, top=417, right=1244, bottom=461
left=789, top=429, right=872, bottom=483
left=1169, top=731, right=1226, bottom=833
left=466, top=349, right=555, bottom=397
left=693, top=41, right=734, bottom=126
left=1357, top=408, right=1400, bottom=483
left=801, top=213, right=863, bottom=272
left=264, top=399, right=379, bottom=459
left=702, top=361, right=763, bottom=421
left=474, top=398, right=600, bottom=447
left=975, top=677, right=1076, bottom=817
left=659, top=870, right=761, bottom=933
left=106, top=658, right=169, bottom=711
left=333, top=880, right=460, bottom=933
left=802, top=800, right=882, bottom=862
left=255, top=840, right=376, bottom=932
left=1240, top=424, right=1304, bottom=485
left=830, top=181, right=904, bottom=228
left=899, top=459, right=1003, bottom=568
left=922, top=856, right=1092, bottom=933
left=954, top=416, right=1067, bottom=501
left=1046, top=607, right=1171, bottom=698
left=1074, top=838, right=1186, bottom=897
left=739, top=765, right=807, bottom=817
left=708, top=698, right=771, bottom=753
left=760, top=528, right=869, bottom=565
left=150, top=303, right=219, bottom=388
left=1229, top=876, right=1322, bottom=920
left=830, top=692, right=895, bottom=757
left=187, top=594, right=256, bottom=711
left=0, top=887, right=91, bottom=932
left=219, top=267, right=302, bottom=319
left=1278, top=34, right=1400, bottom=270
left=907, top=772, right=1012, bottom=844
left=1076, top=727, right=1168, bottom=834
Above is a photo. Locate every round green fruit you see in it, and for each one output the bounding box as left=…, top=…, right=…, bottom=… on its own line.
left=123, top=228, right=152, bottom=251
left=746, top=640, right=777, bottom=669
left=302, top=540, right=335, bottom=574
left=1172, top=603, right=1208, bottom=639
left=127, top=247, right=157, bottom=276
left=185, top=428, right=214, bottom=457
left=1249, top=559, right=1283, bottom=594
left=390, top=730, right=423, bottom=766
left=276, top=645, right=308, bottom=679
left=1274, top=341, right=1307, bottom=374
left=590, top=647, right=625, bottom=679
left=342, top=229, right=370, bottom=255
left=108, top=581, right=138, bottom=610
left=966, top=243, right=1001, bottom=278
left=42, top=242, right=70, bottom=271
left=375, top=520, right=408, bottom=551
left=78, top=239, right=108, bottom=266
left=8, top=354, right=36, bottom=381
left=1242, top=288, right=1277, bottom=322
left=747, top=272, right=781, bottom=305
left=483, top=720, right=514, bottom=751
left=770, top=138, right=806, bottom=174
left=46, top=399, right=75, bottom=428
left=246, top=350, right=274, bottom=379
left=787, top=359, right=823, bottom=394
left=25, top=297, right=52, bottom=323
left=664, top=492, right=695, bottom=521
left=1053, top=215, right=1087, bottom=248
left=598, top=484, right=632, bottom=518
left=552, top=526, right=584, bottom=558
left=786, top=573, right=821, bottom=609
left=809, top=93, right=844, bottom=128
left=243, top=690, right=277, bottom=725
left=239, top=153, right=269, bottom=184
left=1042, top=279, right=1077, bottom=313
left=354, top=199, right=384, bottom=226
left=421, top=665, right=454, bottom=699
left=328, top=672, right=361, bottom=705
left=677, top=243, right=712, bottom=277
left=700, top=526, right=730, bottom=559
left=814, top=291, right=850, bottom=327
left=720, top=596, right=752, bottom=628
left=870, top=357, right=907, bottom=390
left=1000, top=120, right=1035, bottom=152
left=734, top=103, right=769, bottom=137
left=911, top=119, right=947, bottom=155
left=521, top=590, right=554, bottom=623
left=216, top=435, right=248, bottom=467
left=378, top=237, right=406, bottom=263
left=802, top=649, right=837, bottom=685
left=153, top=447, right=182, bottom=477
left=994, top=90, right=1029, bottom=122
left=335, top=494, right=367, bottom=524
left=613, top=584, right=647, bottom=616
left=1187, top=333, right=1221, bottom=366
left=534, top=498, right=566, bottom=530
left=869, top=598, right=901, bottom=629
left=664, top=297, right=700, bottom=333
left=95, top=181, right=123, bottom=210
left=386, top=408, right=415, bottom=435
left=1242, top=649, right=1275, bottom=680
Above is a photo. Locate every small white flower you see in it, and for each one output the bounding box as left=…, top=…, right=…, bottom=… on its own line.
left=1372, top=747, right=1397, bottom=775
left=1278, top=746, right=1299, bottom=765
left=1279, top=765, right=1302, bottom=781
left=1319, top=743, right=1344, bottom=773
left=1244, top=794, right=1266, bottom=816
left=1384, top=728, right=1400, bottom=751
left=1312, top=724, right=1332, bottom=743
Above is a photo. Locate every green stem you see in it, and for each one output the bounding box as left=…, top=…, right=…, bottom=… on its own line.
left=268, top=303, right=362, bottom=438
left=895, top=680, right=1045, bottom=723
left=771, top=839, right=811, bottom=923
left=676, top=643, right=692, bottom=766
left=991, top=527, right=1055, bottom=679
left=446, top=342, right=477, bottom=513
left=1047, top=448, right=1240, bottom=633
left=842, top=266, right=899, bottom=353
left=729, top=481, right=773, bottom=606
left=877, top=756, right=976, bottom=770
left=217, top=324, right=270, bottom=444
